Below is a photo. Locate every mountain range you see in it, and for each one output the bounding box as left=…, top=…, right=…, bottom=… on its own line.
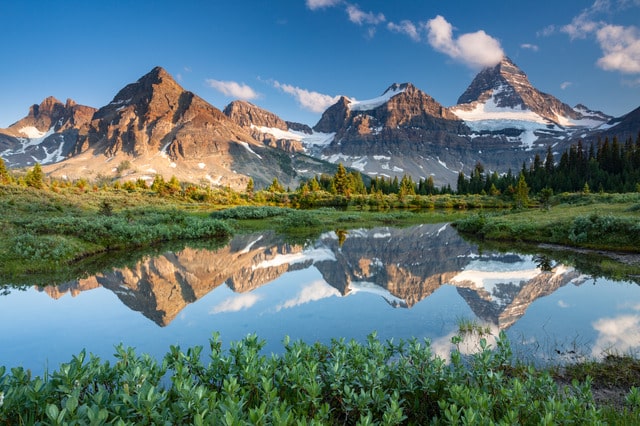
left=1, top=58, right=638, bottom=189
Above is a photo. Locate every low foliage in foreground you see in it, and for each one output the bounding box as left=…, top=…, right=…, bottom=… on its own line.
left=1, top=333, right=639, bottom=425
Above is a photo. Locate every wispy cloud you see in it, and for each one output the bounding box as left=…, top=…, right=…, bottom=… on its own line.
left=205, top=79, right=259, bottom=100
left=210, top=293, right=261, bottom=314
left=537, top=25, right=557, bottom=37
left=387, top=20, right=421, bottom=42
left=346, top=4, right=385, bottom=25
left=521, top=43, right=539, bottom=51
left=426, top=15, right=504, bottom=69
left=272, top=80, right=340, bottom=113
left=560, top=81, right=573, bottom=90
left=305, top=0, right=341, bottom=10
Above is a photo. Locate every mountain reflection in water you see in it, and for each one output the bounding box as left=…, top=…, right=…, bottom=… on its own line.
left=1, top=223, right=638, bottom=375
left=40, top=224, right=585, bottom=330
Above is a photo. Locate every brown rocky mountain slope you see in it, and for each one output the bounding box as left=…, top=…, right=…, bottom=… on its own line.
left=40, top=67, right=334, bottom=189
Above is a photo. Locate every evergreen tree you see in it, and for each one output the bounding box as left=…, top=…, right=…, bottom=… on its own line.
left=514, top=172, right=529, bottom=209
left=267, top=177, right=285, bottom=193
left=308, top=176, right=321, bottom=192
left=0, top=157, right=11, bottom=184
left=25, top=163, right=44, bottom=189
left=245, top=178, right=254, bottom=195
left=333, top=163, right=350, bottom=196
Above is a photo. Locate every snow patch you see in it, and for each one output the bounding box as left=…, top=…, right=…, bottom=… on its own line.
left=19, top=126, right=48, bottom=138
left=240, top=236, right=263, bottom=254
left=238, top=141, right=262, bottom=159
left=349, top=86, right=405, bottom=111
left=40, top=136, right=67, bottom=164
left=351, top=156, right=367, bottom=171
left=252, top=247, right=336, bottom=270
left=373, top=232, right=391, bottom=239
left=198, top=163, right=206, bottom=169
left=251, top=125, right=335, bottom=149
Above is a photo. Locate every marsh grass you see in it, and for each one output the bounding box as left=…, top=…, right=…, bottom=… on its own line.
left=454, top=194, right=640, bottom=253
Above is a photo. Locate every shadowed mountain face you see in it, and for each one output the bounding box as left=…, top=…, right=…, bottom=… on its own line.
left=41, top=225, right=584, bottom=329
left=0, top=97, right=95, bottom=167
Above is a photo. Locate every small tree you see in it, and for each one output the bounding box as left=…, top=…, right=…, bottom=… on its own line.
left=267, top=177, right=285, bottom=193
left=245, top=178, right=254, bottom=196
left=539, top=187, right=553, bottom=211
left=25, top=163, right=44, bottom=189
left=514, top=172, right=529, bottom=209
left=0, top=157, right=12, bottom=184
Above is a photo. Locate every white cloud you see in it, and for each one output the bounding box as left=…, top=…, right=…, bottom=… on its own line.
left=562, top=13, right=602, bottom=40
left=560, top=81, right=573, bottom=90
left=276, top=280, right=340, bottom=311
left=538, top=25, right=557, bottom=37
left=426, top=15, right=504, bottom=69
left=205, top=79, right=259, bottom=100
left=210, top=293, right=261, bottom=314
left=557, top=299, right=570, bottom=307
left=521, top=43, right=539, bottom=51
left=306, top=0, right=341, bottom=10
left=272, top=80, right=341, bottom=113
left=559, top=1, right=640, bottom=75
left=346, top=4, right=385, bottom=25
left=387, top=20, right=421, bottom=42
left=596, top=24, right=640, bottom=73
left=591, top=314, right=640, bottom=357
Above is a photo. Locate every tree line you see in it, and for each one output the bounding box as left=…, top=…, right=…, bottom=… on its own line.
left=456, top=134, right=640, bottom=196
left=1, top=132, right=638, bottom=204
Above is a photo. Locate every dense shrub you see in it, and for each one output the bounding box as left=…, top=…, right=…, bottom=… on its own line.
left=1, top=333, right=635, bottom=424
left=569, top=213, right=640, bottom=248
left=211, top=206, right=293, bottom=220
left=11, top=211, right=233, bottom=255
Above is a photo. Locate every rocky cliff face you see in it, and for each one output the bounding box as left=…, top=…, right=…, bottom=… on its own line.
left=223, top=100, right=304, bottom=152
left=75, top=67, right=259, bottom=158
left=0, top=97, right=96, bottom=166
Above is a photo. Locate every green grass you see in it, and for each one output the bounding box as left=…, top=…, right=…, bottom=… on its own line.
left=454, top=193, right=640, bottom=253
left=0, top=186, right=233, bottom=282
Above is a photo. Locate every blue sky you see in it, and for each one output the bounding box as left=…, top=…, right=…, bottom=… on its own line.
left=1, top=0, right=639, bottom=128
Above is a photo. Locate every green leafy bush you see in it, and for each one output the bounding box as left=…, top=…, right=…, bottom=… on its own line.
left=1, top=332, right=633, bottom=424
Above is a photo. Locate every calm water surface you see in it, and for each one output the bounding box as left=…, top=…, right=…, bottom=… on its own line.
left=2, top=223, right=639, bottom=375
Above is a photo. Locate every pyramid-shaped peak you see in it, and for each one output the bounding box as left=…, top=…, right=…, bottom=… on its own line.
left=105, top=66, right=184, bottom=108
left=456, top=56, right=532, bottom=105
left=134, top=66, right=179, bottom=88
